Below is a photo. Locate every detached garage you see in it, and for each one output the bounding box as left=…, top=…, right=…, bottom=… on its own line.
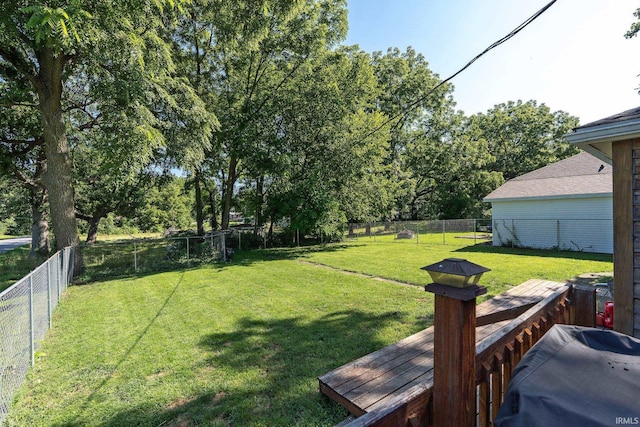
left=484, top=152, right=612, bottom=254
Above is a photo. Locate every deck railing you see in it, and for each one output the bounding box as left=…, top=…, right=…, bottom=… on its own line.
left=474, top=285, right=571, bottom=426
left=343, top=283, right=575, bottom=427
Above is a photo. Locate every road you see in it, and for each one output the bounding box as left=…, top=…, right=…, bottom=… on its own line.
left=0, top=237, right=31, bottom=254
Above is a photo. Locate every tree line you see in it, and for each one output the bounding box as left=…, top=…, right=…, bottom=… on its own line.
left=1, top=0, right=587, bottom=255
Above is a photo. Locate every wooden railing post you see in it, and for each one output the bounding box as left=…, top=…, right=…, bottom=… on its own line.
left=425, top=283, right=486, bottom=427
left=573, top=284, right=596, bottom=327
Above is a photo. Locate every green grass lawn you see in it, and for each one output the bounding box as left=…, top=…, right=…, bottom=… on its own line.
left=7, top=256, right=431, bottom=426
left=6, top=236, right=612, bottom=426
left=287, top=232, right=613, bottom=300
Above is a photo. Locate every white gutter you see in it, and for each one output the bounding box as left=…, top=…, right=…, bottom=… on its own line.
left=565, top=118, right=640, bottom=163
left=565, top=118, right=640, bottom=144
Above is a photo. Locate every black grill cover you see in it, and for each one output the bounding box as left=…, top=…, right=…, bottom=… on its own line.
left=495, top=324, right=640, bottom=427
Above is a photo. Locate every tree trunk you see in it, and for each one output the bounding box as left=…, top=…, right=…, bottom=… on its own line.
left=86, top=218, right=100, bottom=244
left=268, top=214, right=275, bottom=244
left=194, top=169, right=204, bottom=235
left=221, top=155, right=238, bottom=230
left=30, top=188, right=49, bottom=257
left=410, top=197, right=419, bottom=221
left=254, top=176, right=264, bottom=235
left=207, top=186, right=218, bottom=230
left=36, top=48, right=79, bottom=251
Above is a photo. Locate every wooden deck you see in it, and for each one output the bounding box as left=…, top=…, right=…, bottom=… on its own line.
left=318, top=279, right=570, bottom=417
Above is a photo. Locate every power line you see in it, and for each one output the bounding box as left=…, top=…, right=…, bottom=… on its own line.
left=365, top=0, right=558, bottom=139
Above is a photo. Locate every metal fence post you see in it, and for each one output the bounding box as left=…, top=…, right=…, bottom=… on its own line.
left=55, top=252, right=60, bottom=301
left=222, top=233, right=227, bottom=262
left=70, top=246, right=75, bottom=284
left=61, top=249, right=66, bottom=288
left=63, top=248, right=67, bottom=286
left=134, top=240, right=138, bottom=271
left=29, top=276, right=34, bottom=367
left=47, top=260, right=52, bottom=328
left=442, top=220, right=446, bottom=245
left=64, top=249, right=68, bottom=288
left=474, top=219, right=477, bottom=245
left=186, top=236, right=190, bottom=260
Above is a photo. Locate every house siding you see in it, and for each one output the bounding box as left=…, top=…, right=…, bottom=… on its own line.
left=491, top=196, right=613, bottom=254
left=633, top=146, right=640, bottom=338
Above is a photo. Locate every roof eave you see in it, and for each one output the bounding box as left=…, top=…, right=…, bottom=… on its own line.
left=483, top=192, right=612, bottom=203
left=565, top=118, right=640, bottom=163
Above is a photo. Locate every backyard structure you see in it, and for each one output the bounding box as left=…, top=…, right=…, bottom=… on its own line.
left=566, top=105, right=640, bottom=338
left=484, top=152, right=612, bottom=253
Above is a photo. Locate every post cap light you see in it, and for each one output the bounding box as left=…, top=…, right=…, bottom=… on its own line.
left=421, top=258, right=491, bottom=288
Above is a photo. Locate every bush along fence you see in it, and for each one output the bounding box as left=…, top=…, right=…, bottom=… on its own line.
left=0, top=246, right=75, bottom=425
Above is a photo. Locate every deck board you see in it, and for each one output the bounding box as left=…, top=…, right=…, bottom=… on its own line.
left=319, top=279, right=568, bottom=416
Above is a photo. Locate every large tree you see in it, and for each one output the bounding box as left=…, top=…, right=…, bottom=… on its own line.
left=0, top=1, right=208, bottom=250
left=398, top=110, right=502, bottom=220
left=173, top=0, right=348, bottom=230
left=468, top=100, right=579, bottom=182
left=371, top=47, right=454, bottom=161
left=72, top=142, right=159, bottom=244
left=261, top=47, right=391, bottom=238
left=0, top=77, right=50, bottom=254
left=369, top=47, right=459, bottom=219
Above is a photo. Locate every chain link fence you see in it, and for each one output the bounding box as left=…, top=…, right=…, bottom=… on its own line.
left=0, top=246, right=75, bottom=424
left=346, top=219, right=493, bottom=245
left=345, top=218, right=613, bottom=254
left=76, top=233, right=230, bottom=282
left=491, top=218, right=613, bottom=254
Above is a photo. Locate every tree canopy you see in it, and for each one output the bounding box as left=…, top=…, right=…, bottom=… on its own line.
left=0, top=0, right=211, bottom=250
left=0, top=1, right=583, bottom=248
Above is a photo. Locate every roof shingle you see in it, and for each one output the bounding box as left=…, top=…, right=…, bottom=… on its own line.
left=484, top=152, right=611, bottom=201
left=575, top=106, right=640, bottom=130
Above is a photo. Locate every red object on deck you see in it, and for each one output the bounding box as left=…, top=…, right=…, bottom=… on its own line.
left=596, top=312, right=605, bottom=327
left=604, top=301, right=614, bottom=329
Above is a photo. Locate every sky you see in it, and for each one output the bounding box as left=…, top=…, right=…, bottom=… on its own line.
left=344, top=0, right=640, bottom=125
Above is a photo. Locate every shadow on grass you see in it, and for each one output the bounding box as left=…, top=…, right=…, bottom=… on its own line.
left=205, top=244, right=366, bottom=276
left=231, top=243, right=364, bottom=264
left=454, top=244, right=613, bottom=262
left=99, top=310, right=414, bottom=427
left=74, top=243, right=363, bottom=285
